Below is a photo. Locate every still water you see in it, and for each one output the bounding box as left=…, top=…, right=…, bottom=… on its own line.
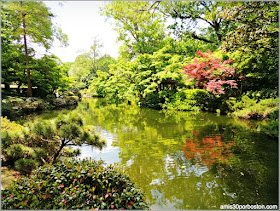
left=21, top=98, right=279, bottom=209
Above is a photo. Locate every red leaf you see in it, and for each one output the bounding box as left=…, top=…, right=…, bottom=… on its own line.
left=59, top=184, right=64, bottom=188
left=23, top=200, right=28, bottom=203
left=9, top=195, right=14, bottom=199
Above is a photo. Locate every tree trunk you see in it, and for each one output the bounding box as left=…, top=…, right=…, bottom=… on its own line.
left=20, top=1, right=32, bottom=97
left=3, top=83, right=10, bottom=90
left=16, top=82, right=22, bottom=94
left=52, top=140, right=65, bottom=163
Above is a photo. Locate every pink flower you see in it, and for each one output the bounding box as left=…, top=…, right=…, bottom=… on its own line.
left=9, top=195, right=14, bottom=199
left=59, top=184, right=64, bottom=188
left=61, top=199, right=67, bottom=204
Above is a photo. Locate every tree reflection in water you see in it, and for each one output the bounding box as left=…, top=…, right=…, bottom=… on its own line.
left=182, top=130, right=235, bottom=168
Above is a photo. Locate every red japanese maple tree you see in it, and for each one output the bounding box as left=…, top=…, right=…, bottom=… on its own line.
left=182, top=50, right=243, bottom=94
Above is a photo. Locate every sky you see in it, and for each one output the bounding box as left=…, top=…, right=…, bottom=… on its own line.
left=43, top=1, right=120, bottom=63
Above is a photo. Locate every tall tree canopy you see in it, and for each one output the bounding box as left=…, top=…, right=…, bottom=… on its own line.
left=221, top=1, right=279, bottom=92
left=101, top=1, right=166, bottom=59
left=2, top=1, right=68, bottom=96
left=159, top=1, right=237, bottom=45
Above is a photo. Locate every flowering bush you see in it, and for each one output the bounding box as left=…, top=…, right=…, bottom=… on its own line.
left=1, top=159, right=149, bottom=210
left=183, top=50, right=242, bottom=95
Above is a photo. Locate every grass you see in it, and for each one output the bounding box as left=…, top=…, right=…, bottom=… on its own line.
left=1, top=166, right=22, bottom=189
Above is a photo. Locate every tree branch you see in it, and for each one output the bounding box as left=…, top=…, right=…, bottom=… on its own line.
left=196, top=17, right=214, bottom=28
left=135, top=1, right=161, bottom=12
left=191, top=32, right=215, bottom=43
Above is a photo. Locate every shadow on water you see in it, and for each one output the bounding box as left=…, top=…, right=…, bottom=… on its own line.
left=22, top=98, right=279, bottom=209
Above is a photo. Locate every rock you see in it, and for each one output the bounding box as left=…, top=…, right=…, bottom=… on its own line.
left=53, top=98, right=67, bottom=107
left=64, top=96, right=78, bottom=106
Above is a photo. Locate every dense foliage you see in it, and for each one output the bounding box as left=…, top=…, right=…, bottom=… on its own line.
left=1, top=113, right=105, bottom=174
left=3, top=1, right=277, bottom=118
left=183, top=51, right=243, bottom=94
left=86, top=0, right=278, bottom=122
left=222, top=1, right=278, bottom=92
left=1, top=159, right=149, bottom=210
left=1, top=1, right=68, bottom=97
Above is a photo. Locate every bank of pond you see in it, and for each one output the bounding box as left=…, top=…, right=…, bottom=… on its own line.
left=1, top=98, right=278, bottom=210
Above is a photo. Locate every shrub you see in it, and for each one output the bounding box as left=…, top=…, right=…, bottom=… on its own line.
left=14, top=158, right=37, bottom=174
left=77, top=92, right=82, bottom=100
left=1, top=100, right=13, bottom=117
left=1, top=117, right=25, bottom=149
left=61, top=147, right=81, bottom=157
left=229, top=97, right=279, bottom=119
left=45, top=94, right=56, bottom=102
left=5, top=144, right=34, bottom=162
left=245, top=89, right=278, bottom=100
left=66, top=91, right=74, bottom=96
left=1, top=159, right=149, bottom=210
left=163, top=89, right=211, bottom=111
left=33, top=148, right=49, bottom=164
left=1, top=116, right=25, bottom=133
left=182, top=50, right=242, bottom=95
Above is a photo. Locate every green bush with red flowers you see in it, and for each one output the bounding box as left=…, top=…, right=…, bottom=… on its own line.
left=1, top=158, right=149, bottom=210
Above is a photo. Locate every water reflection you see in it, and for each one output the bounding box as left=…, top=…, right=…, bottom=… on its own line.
left=182, top=131, right=235, bottom=169
left=24, top=98, right=278, bottom=209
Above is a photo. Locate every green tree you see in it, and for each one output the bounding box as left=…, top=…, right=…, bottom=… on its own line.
left=101, top=1, right=166, bottom=59
left=90, top=44, right=186, bottom=107
left=30, top=55, right=72, bottom=97
left=28, top=113, right=105, bottom=163
left=70, top=37, right=104, bottom=89
left=159, top=1, right=237, bottom=45
left=1, top=7, right=26, bottom=92
left=69, top=53, right=93, bottom=89
left=221, top=1, right=279, bottom=92
left=2, top=1, right=68, bottom=97
left=96, top=54, right=116, bottom=73
left=89, top=36, right=104, bottom=69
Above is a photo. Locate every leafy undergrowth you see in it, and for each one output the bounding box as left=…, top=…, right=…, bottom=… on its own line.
left=1, top=159, right=149, bottom=210
left=228, top=96, right=279, bottom=119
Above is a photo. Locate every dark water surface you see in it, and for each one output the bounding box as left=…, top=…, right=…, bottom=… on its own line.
left=20, top=98, right=279, bottom=209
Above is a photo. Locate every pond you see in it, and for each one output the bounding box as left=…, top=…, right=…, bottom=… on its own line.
left=20, top=98, right=278, bottom=210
